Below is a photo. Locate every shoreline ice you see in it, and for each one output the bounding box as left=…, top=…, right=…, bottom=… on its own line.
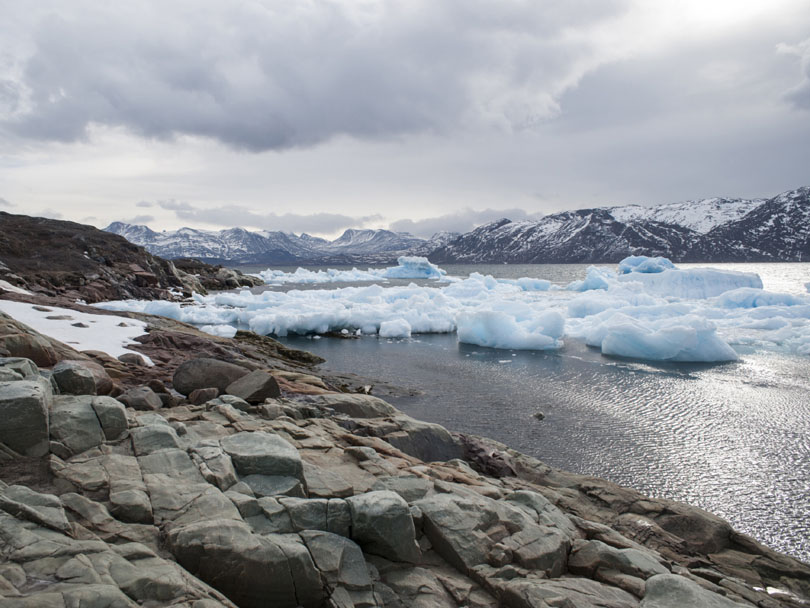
left=96, top=256, right=810, bottom=363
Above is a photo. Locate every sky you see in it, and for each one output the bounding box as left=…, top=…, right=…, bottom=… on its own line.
left=1, top=0, right=809, bottom=238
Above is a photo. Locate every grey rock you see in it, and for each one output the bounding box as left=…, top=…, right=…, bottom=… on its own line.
left=256, top=497, right=295, bottom=533
left=226, top=490, right=261, bottom=518
left=300, top=530, right=374, bottom=603
left=49, top=395, right=105, bottom=456
left=504, top=490, right=578, bottom=538
left=118, top=352, right=147, bottom=366
left=225, top=370, right=280, bottom=403
left=303, top=462, right=354, bottom=498
left=501, top=577, right=639, bottom=608
left=130, top=424, right=181, bottom=456
left=640, top=574, right=748, bottom=608
left=220, top=431, right=303, bottom=479
left=371, top=475, right=432, bottom=503
left=0, top=485, right=71, bottom=533
left=0, top=378, right=52, bottom=457
left=569, top=539, right=669, bottom=580
left=189, top=387, right=219, bottom=405
left=241, top=474, right=305, bottom=498
left=117, top=386, right=163, bottom=411
left=307, top=393, right=398, bottom=418
left=0, top=357, right=38, bottom=379
left=109, top=488, right=153, bottom=524
left=0, top=367, right=23, bottom=382
left=378, top=566, right=459, bottom=608
left=52, top=359, right=97, bottom=395
left=278, top=496, right=329, bottom=531
left=191, top=444, right=238, bottom=490
left=90, top=396, right=128, bottom=440
left=384, top=416, right=464, bottom=462
left=347, top=490, right=421, bottom=563
left=167, top=519, right=324, bottom=608
left=172, top=358, right=249, bottom=396
left=327, top=498, right=352, bottom=537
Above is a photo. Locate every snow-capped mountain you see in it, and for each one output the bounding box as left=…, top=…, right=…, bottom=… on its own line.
left=430, top=187, right=810, bottom=263
left=104, top=223, right=439, bottom=264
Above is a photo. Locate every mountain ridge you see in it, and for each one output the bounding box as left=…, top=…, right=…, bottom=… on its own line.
left=106, top=186, right=810, bottom=264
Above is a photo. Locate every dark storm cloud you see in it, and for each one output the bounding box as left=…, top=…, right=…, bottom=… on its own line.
left=1, top=1, right=628, bottom=150
left=390, top=208, right=545, bottom=237
left=155, top=200, right=381, bottom=234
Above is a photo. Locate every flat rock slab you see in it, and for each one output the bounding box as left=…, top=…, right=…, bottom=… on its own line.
left=220, top=431, right=303, bottom=480
left=173, top=358, right=249, bottom=396
left=225, top=370, right=280, bottom=404
left=305, top=393, right=398, bottom=418
left=0, top=378, right=52, bottom=457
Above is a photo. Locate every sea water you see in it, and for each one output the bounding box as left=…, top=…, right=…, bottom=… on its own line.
left=269, top=263, right=810, bottom=563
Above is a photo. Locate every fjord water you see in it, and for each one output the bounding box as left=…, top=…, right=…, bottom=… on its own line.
left=276, top=263, right=810, bottom=562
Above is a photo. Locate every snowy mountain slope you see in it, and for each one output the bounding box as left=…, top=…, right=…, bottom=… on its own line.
left=104, top=223, right=436, bottom=264
left=431, top=187, right=809, bottom=263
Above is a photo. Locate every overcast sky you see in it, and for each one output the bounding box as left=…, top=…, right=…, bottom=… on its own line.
left=1, top=0, right=808, bottom=238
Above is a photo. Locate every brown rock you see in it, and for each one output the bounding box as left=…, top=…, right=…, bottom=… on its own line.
left=189, top=387, right=219, bottom=405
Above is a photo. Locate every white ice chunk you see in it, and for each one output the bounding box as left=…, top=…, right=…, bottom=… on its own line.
left=379, top=318, right=412, bottom=338
left=567, top=266, right=616, bottom=291
left=381, top=256, right=446, bottom=279
left=712, top=288, right=808, bottom=308
left=616, top=267, right=762, bottom=299
left=618, top=255, right=677, bottom=274
left=457, top=309, right=563, bottom=351
left=199, top=324, right=238, bottom=338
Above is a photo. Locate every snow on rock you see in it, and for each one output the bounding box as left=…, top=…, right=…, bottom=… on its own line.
left=618, top=256, right=677, bottom=274
left=199, top=324, right=239, bottom=338
left=0, top=280, right=31, bottom=295
left=0, top=300, right=153, bottom=364
left=379, top=319, right=412, bottom=338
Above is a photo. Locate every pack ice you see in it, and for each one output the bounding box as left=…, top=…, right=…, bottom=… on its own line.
left=97, top=256, right=810, bottom=363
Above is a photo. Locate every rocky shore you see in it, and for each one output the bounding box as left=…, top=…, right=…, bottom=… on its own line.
left=0, top=292, right=809, bottom=608
left=0, top=214, right=808, bottom=607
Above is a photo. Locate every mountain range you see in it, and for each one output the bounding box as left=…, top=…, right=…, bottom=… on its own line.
left=106, top=186, right=810, bottom=265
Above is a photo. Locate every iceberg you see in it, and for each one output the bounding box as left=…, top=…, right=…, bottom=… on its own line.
left=381, top=256, right=446, bottom=279
left=95, top=255, right=810, bottom=361
left=255, top=256, right=448, bottom=285
left=618, top=255, right=677, bottom=274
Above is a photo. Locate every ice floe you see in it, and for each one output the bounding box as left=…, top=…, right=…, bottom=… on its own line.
left=255, top=256, right=446, bottom=284
left=96, top=256, right=810, bottom=362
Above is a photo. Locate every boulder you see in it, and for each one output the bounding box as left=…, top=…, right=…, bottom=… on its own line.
left=172, top=358, right=249, bottom=396
left=346, top=490, right=421, bottom=563
left=0, top=378, right=52, bottom=457
left=0, top=333, right=58, bottom=367
left=52, top=359, right=113, bottom=396
left=49, top=395, right=105, bottom=456
left=568, top=539, right=669, bottom=580
left=0, top=357, right=39, bottom=379
left=384, top=416, right=464, bottom=462
left=306, top=393, right=398, bottom=418
left=300, top=530, right=375, bottom=605
left=51, top=360, right=96, bottom=395
left=189, top=387, right=219, bottom=405
left=117, top=386, right=162, bottom=411
left=640, top=574, right=748, bottom=607
left=225, top=370, right=280, bottom=403
left=118, top=352, right=147, bottom=366
left=90, top=396, right=128, bottom=440
left=0, top=485, right=71, bottom=533
left=167, top=519, right=324, bottom=608
left=220, top=431, right=303, bottom=479
left=130, top=424, right=181, bottom=456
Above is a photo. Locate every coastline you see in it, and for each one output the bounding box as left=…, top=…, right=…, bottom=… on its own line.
left=1, top=290, right=809, bottom=607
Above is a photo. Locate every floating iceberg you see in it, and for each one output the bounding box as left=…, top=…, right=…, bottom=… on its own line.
left=255, top=256, right=447, bottom=285
left=618, top=256, right=677, bottom=274
left=96, top=255, right=810, bottom=361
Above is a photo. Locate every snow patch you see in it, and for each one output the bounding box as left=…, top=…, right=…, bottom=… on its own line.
left=0, top=300, right=153, bottom=364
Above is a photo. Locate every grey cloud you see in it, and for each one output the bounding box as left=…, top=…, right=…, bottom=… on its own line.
left=34, top=208, right=62, bottom=219
left=390, top=208, right=544, bottom=238
left=2, top=1, right=628, bottom=150
left=121, top=214, right=155, bottom=225
left=135, top=200, right=153, bottom=208
left=156, top=200, right=381, bottom=234
left=0, top=197, right=12, bottom=207
left=778, top=39, right=810, bottom=110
